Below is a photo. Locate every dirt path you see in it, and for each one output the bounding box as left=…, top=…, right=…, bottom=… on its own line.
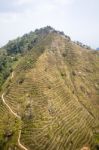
left=18, top=130, right=28, bottom=150
left=2, top=93, right=21, bottom=119
left=11, top=72, right=14, bottom=79
left=2, top=93, right=28, bottom=150
left=1, top=72, right=28, bottom=150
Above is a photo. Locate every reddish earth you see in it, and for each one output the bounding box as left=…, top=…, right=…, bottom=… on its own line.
left=80, top=147, right=90, bottom=150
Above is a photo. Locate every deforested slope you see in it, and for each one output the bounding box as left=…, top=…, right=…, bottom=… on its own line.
left=0, top=28, right=99, bottom=150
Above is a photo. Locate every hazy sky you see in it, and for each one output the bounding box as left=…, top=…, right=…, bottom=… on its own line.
left=0, top=0, right=99, bottom=49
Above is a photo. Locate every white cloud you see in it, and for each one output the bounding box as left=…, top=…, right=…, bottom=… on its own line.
left=16, top=0, right=75, bottom=6
left=0, top=12, right=18, bottom=23
left=0, top=0, right=99, bottom=48
left=16, top=0, right=33, bottom=5
left=53, top=0, right=75, bottom=5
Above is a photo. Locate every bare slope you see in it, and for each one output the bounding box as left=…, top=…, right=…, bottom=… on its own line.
left=0, top=31, right=99, bottom=150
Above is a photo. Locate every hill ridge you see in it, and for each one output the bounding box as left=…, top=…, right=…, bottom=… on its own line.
left=0, top=27, right=99, bottom=150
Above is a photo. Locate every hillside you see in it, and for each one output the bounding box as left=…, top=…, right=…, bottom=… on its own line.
left=0, top=27, right=99, bottom=150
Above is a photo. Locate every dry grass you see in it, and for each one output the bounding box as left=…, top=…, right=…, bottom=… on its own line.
left=0, top=33, right=99, bottom=150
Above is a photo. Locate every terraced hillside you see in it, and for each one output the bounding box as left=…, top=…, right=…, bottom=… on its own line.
left=0, top=27, right=99, bottom=150
left=0, top=97, right=21, bottom=150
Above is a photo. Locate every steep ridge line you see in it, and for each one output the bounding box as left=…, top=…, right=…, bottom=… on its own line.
left=1, top=72, right=28, bottom=150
